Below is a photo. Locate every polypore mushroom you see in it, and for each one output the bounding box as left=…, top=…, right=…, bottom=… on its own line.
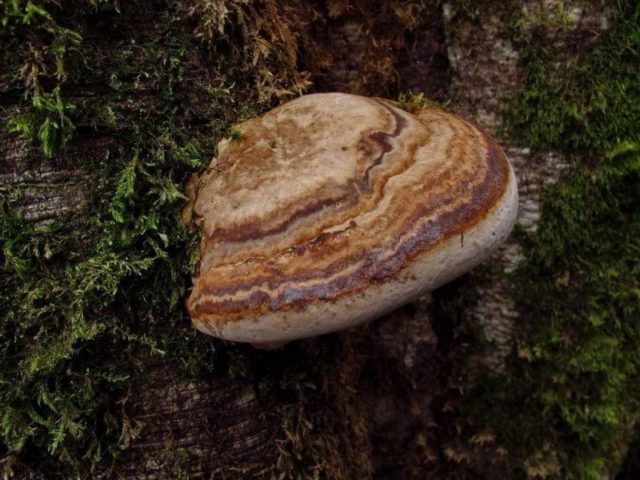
left=186, top=93, right=518, bottom=348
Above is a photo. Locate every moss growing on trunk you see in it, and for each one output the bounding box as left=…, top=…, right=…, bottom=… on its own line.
left=0, top=1, right=278, bottom=476
left=461, top=2, right=640, bottom=478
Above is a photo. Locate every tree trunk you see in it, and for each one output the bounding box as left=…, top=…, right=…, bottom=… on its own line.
left=1, top=1, right=624, bottom=479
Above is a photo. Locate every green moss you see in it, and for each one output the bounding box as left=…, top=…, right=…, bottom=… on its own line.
left=397, top=92, right=443, bottom=114
left=8, top=86, right=76, bottom=157
left=501, top=145, right=639, bottom=479
left=0, top=1, right=288, bottom=477
left=228, top=126, right=245, bottom=141
left=462, top=2, right=640, bottom=478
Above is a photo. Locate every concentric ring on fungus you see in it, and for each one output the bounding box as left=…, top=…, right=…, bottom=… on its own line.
left=186, top=93, right=518, bottom=348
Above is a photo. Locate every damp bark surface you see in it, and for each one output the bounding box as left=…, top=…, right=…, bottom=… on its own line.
left=1, top=1, right=625, bottom=479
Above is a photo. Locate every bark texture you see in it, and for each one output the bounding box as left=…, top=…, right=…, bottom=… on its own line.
left=1, top=1, right=626, bottom=479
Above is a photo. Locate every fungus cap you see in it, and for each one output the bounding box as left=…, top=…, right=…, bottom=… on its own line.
left=186, top=93, right=518, bottom=345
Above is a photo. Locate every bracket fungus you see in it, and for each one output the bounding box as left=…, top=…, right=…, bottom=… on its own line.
left=186, top=93, right=518, bottom=348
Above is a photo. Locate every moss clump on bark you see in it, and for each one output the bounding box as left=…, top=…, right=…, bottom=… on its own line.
left=0, top=1, right=285, bottom=476
left=459, top=2, right=640, bottom=478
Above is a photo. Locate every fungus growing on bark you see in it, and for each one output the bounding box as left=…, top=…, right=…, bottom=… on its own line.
left=185, top=93, right=518, bottom=348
